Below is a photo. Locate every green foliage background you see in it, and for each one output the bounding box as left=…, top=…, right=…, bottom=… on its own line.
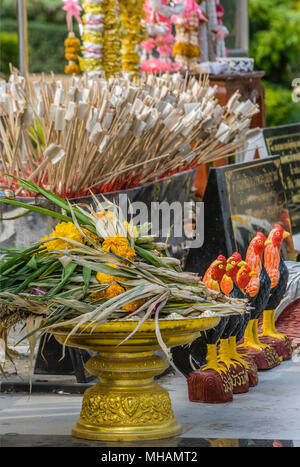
left=249, top=0, right=300, bottom=126
left=0, top=0, right=299, bottom=126
left=0, top=0, right=79, bottom=75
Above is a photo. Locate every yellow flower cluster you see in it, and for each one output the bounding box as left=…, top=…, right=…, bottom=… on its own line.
left=102, top=235, right=136, bottom=262
left=96, top=262, right=123, bottom=285
left=64, top=33, right=81, bottom=75
left=41, top=222, right=84, bottom=251
left=41, top=222, right=100, bottom=251
left=82, top=1, right=103, bottom=14
left=41, top=222, right=142, bottom=312
left=65, top=36, right=81, bottom=61
left=94, top=235, right=143, bottom=312
left=119, top=0, right=146, bottom=78
left=173, top=42, right=200, bottom=59
left=82, top=228, right=101, bottom=245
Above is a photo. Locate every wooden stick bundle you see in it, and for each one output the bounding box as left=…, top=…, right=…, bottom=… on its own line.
left=0, top=72, right=260, bottom=197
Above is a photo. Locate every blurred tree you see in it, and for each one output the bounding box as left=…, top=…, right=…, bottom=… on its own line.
left=0, top=32, right=18, bottom=76
left=0, top=0, right=65, bottom=24
left=249, top=0, right=300, bottom=126
left=0, top=1, right=79, bottom=76
left=249, top=0, right=300, bottom=85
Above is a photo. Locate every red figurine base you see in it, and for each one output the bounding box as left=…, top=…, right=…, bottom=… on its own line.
left=241, top=355, right=259, bottom=387
left=224, top=362, right=250, bottom=394
left=258, top=335, right=293, bottom=361
left=237, top=344, right=281, bottom=370
left=187, top=368, right=233, bottom=403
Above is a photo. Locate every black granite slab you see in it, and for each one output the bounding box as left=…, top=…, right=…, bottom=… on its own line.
left=0, top=434, right=296, bottom=448
left=263, top=124, right=300, bottom=235
left=185, top=156, right=296, bottom=277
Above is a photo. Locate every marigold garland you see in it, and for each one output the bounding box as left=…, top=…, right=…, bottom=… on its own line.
left=172, top=1, right=206, bottom=72
left=64, top=32, right=81, bottom=75
left=102, top=0, right=121, bottom=79
left=119, top=0, right=147, bottom=78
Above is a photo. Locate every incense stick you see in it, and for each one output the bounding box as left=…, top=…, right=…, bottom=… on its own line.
left=0, top=72, right=260, bottom=197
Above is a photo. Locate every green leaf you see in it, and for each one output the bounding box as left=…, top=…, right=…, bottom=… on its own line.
left=38, top=260, right=61, bottom=279
left=83, top=266, right=92, bottom=292
left=4, top=175, right=97, bottom=232
left=45, top=262, right=77, bottom=298
left=12, top=263, right=51, bottom=293
left=27, top=255, right=38, bottom=270
left=0, top=197, right=72, bottom=223
left=135, top=246, right=174, bottom=270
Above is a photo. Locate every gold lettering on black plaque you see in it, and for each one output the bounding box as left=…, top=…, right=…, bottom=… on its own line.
left=263, top=125, right=300, bottom=234
left=224, top=159, right=296, bottom=260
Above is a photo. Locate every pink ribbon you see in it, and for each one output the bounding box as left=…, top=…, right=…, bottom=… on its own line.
left=62, top=0, right=82, bottom=31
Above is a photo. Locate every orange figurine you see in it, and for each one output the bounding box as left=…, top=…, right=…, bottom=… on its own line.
left=187, top=255, right=235, bottom=403
left=218, top=253, right=257, bottom=393
left=259, top=225, right=293, bottom=360
left=237, top=232, right=282, bottom=370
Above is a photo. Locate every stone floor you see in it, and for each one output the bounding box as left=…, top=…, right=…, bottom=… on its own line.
left=1, top=291, right=300, bottom=448
left=1, top=357, right=300, bottom=447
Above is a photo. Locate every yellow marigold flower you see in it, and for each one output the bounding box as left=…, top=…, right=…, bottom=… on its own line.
left=82, top=228, right=101, bottom=245
left=105, top=282, right=125, bottom=299
left=64, top=37, right=80, bottom=50
left=102, top=235, right=135, bottom=261
left=122, top=298, right=145, bottom=313
left=41, top=222, right=83, bottom=251
left=96, top=263, right=122, bottom=285
left=65, top=52, right=79, bottom=62
left=65, top=64, right=81, bottom=75
left=91, top=280, right=125, bottom=301
left=90, top=290, right=105, bottom=301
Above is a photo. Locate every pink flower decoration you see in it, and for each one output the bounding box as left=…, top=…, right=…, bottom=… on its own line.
left=157, top=44, right=173, bottom=53
left=62, top=0, right=82, bottom=31
left=141, top=58, right=181, bottom=73
left=216, top=4, right=225, bottom=24
left=141, top=38, right=156, bottom=51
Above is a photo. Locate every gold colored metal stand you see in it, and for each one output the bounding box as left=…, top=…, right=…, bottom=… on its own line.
left=54, top=317, right=220, bottom=441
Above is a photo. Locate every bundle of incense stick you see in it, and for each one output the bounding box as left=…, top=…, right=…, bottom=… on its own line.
left=0, top=71, right=260, bottom=198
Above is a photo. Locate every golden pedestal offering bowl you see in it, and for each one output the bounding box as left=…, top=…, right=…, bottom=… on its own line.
left=54, top=316, right=220, bottom=442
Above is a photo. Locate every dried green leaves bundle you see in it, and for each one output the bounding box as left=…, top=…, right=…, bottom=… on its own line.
left=0, top=177, right=247, bottom=368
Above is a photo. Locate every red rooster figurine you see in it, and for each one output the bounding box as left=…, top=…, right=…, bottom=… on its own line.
left=237, top=232, right=281, bottom=370
left=259, top=224, right=293, bottom=359
left=218, top=253, right=257, bottom=393
left=187, top=255, right=234, bottom=403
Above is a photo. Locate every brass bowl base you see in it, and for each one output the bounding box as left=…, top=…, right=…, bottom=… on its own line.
left=54, top=318, right=220, bottom=441
left=72, top=418, right=182, bottom=442
left=71, top=353, right=182, bottom=441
